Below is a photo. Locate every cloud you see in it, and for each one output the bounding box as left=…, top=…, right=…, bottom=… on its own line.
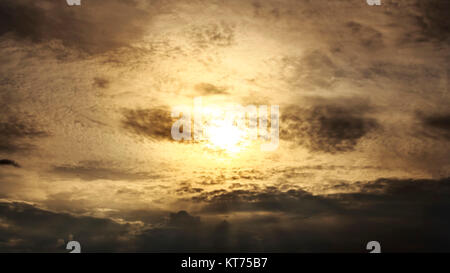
left=415, top=0, right=450, bottom=42
left=93, top=77, right=110, bottom=89
left=51, top=160, right=158, bottom=181
left=142, top=176, right=450, bottom=252
left=280, top=50, right=345, bottom=91
left=0, top=201, right=134, bottom=252
left=0, top=0, right=159, bottom=54
left=280, top=99, right=379, bottom=153
left=175, top=183, right=204, bottom=195
left=345, top=21, right=384, bottom=50
left=0, top=115, right=47, bottom=154
left=194, top=83, right=228, bottom=96
left=0, top=117, right=46, bottom=138
left=2, top=177, right=450, bottom=252
left=121, top=107, right=176, bottom=142
left=192, top=186, right=335, bottom=215
left=0, top=159, right=20, bottom=168
left=185, top=176, right=450, bottom=251
left=187, top=22, right=235, bottom=49
left=132, top=211, right=237, bottom=252
left=419, top=113, right=450, bottom=141
left=189, top=169, right=269, bottom=187
left=0, top=0, right=448, bottom=253
left=167, top=211, right=201, bottom=228
left=361, top=62, right=443, bottom=90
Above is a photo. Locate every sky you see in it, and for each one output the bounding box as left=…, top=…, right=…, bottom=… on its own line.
left=0, top=0, right=449, bottom=252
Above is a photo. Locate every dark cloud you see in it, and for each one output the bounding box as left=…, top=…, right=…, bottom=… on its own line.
left=133, top=211, right=239, bottom=252
left=0, top=0, right=158, bottom=54
left=2, top=177, right=450, bottom=252
left=0, top=117, right=46, bottom=139
left=0, top=159, right=20, bottom=168
left=167, top=211, right=201, bottom=228
left=0, top=116, right=47, bottom=154
left=281, top=99, right=379, bottom=153
left=107, top=209, right=169, bottom=226
left=194, top=83, right=228, bottom=96
left=419, top=113, right=450, bottom=141
left=387, top=0, right=450, bottom=45
left=345, top=21, right=384, bottom=50
left=133, top=218, right=205, bottom=252
left=93, top=77, right=110, bottom=89
left=0, top=201, right=133, bottom=252
left=251, top=0, right=287, bottom=21
left=415, top=0, right=450, bottom=42
left=361, top=62, right=443, bottom=88
left=125, top=176, right=450, bottom=252
left=175, top=183, right=204, bottom=195
left=190, top=169, right=268, bottom=187
left=122, top=107, right=176, bottom=142
left=186, top=177, right=450, bottom=252
left=192, top=186, right=335, bottom=215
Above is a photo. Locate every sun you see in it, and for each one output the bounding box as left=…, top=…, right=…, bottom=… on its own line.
left=195, top=105, right=252, bottom=154
left=204, top=119, right=247, bottom=153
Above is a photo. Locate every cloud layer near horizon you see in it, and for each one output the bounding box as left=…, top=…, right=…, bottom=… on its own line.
left=1, top=177, right=450, bottom=252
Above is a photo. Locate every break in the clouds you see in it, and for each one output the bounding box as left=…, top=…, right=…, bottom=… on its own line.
left=0, top=0, right=448, bottom=252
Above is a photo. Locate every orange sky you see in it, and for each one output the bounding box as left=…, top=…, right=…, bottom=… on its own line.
left=0, top=0, right=449, bottom=252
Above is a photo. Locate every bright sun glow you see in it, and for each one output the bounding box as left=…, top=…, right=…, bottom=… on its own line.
left=205, top=119, right=247, bottom=153
left=197, top=106, right=251, bottom=154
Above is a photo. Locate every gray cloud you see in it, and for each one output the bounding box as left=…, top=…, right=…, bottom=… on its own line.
left=414, top=0, right=450, bottom=42
left=0, top=117, right=46, bottom=139
left=175, top=183, right=204, bottom=195
left=194, top=83, right=228, bottom=96
left=361, top=62, right=444, bottom=89
left=2, top=177, right=450, bottom=252
left=93, top=77, right=110, bottom=89
left=0, top=201, right=133, bottom=252
left=419, top=113, right=450, bottom=141
left=122, top=107, right=175, bottom=142
left=281, top=99, right=379, bottom=153
left=51, top=160, right=158, bottom=181
left=167, top=210, right=201, bottom=228
left=192, top=186, right=335, bottom=215
left=188, top=177, right=450, bottom=251
left=0, top=159, right=20, bottom=168
left=345, top=21, right=384, bottom=50
left=0, top=115, right=48, bottom=154
left=0, top=0, right=159, bottom=54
